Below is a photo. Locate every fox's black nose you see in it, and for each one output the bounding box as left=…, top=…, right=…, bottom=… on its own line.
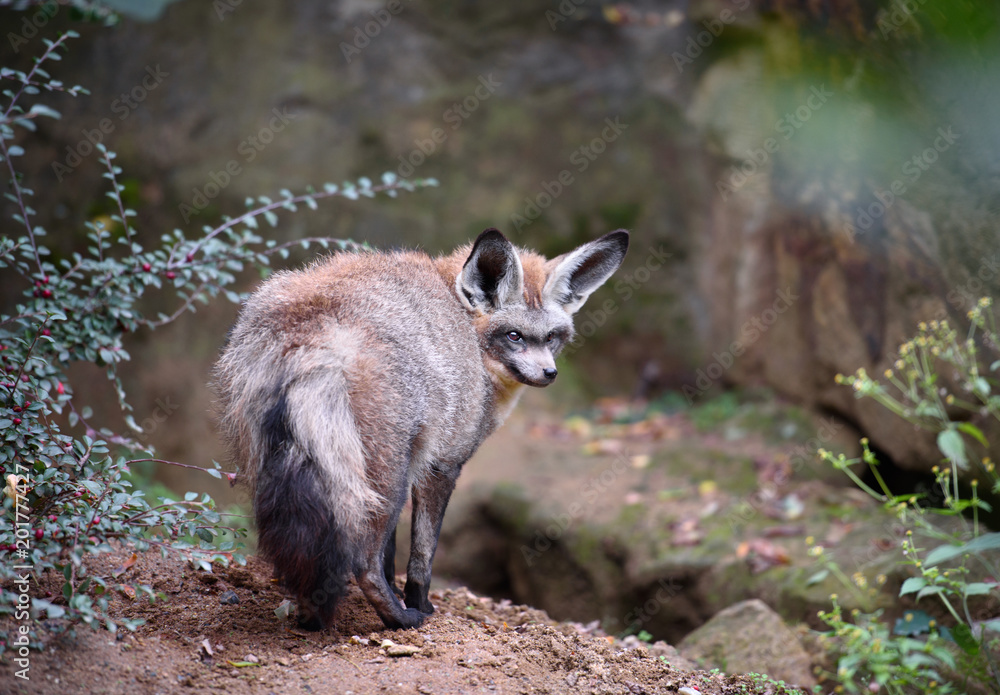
left=543, top=367, right=558, bottom=380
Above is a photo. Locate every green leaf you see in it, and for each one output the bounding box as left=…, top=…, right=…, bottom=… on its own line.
left=937, top=429, right=967, bottom=469
left=956, top=422, right=989, bottom=447
left=899, top=576, right=927, bottom=596
left=952, top=623, right=980, bottom=656
left=32, top=598, right=65, bottom=620
left=925, top=532, right=1000, bottom=567
left=963, top=582, right=996, bottom=597
left=806, top=569, right=829, bottom=586
left=916, top=585, right=944, bottom=600
left=894, top=610, right=934, bottom=636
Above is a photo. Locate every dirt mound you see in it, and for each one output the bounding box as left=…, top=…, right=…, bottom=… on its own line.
left=0, top=549, right=806, bottom=694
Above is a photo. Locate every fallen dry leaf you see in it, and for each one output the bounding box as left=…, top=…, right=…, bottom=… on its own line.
left=737, top=538, right=791, bottom=574
left=113, top=552, right=138, bottom=578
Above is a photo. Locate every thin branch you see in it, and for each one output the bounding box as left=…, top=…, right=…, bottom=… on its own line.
left=142, top=279, right=211, bottom=329
left=4, top=313, right=51, bottom=403
left=99, top=147, right=134, bottom=247
left=0, top=136, right=42, bottom=273
left=176, top=180, right=423, bottom=265
left=127, top=457, right=236, bottom=480
left=1, top=31, right=77, bottom=120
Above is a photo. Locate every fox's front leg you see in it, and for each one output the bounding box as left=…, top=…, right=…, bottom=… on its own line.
left=383, top=529, right=405, bottom=599
left=404, top=466, right=460, bottom=614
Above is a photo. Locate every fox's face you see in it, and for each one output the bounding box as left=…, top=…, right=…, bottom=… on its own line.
left=455, top=228, right=630, bottom=388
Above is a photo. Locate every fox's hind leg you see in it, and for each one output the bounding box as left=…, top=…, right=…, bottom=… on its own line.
left=404, top=464, right=460, bottom=615
left=357, top=502, right=425, bottom=629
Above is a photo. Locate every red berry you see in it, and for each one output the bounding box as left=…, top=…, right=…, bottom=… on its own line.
left=42, top=276, right=49, bottom=284
left=48, top=515, right=57, bottom=522
left=12, top=418, right=21, bottom=425
left=165, top=271, right=176, bottom=280
left=42, top=289, right=52, bottom=298
left=41, top=329, right=50, bottom=336
left=185, top=252, right=194, bottom=262
left=12, top=406, right=20, bottom=413
left=142, top=263, right=151, bottom=272
left=92, top=516, right=101, bottom=525
left=57, top=382, right=65, bottom=394
left=34, top=528, right=43, bottom=540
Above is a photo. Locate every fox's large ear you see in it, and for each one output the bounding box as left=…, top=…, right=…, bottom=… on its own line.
left=457, top=228, right=524, bottom=313
left=543, top=230, right=630, bottom=314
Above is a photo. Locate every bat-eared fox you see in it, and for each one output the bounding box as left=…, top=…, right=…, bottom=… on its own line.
left=214, top=228, right=629, bottom=630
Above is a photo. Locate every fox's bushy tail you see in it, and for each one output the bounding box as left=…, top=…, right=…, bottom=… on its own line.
left=215, top=331, right=382, bottom=628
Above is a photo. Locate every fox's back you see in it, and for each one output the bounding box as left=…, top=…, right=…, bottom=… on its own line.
left=219, top=250, right=492, bottom=480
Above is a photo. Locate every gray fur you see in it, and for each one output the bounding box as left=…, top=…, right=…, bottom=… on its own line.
left=212, top=228, right=629, bottom=630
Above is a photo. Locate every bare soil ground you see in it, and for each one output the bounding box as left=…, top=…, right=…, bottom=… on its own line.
left=0, top=549, right=804, bottom=695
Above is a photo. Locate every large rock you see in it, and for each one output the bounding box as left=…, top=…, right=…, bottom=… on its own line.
left=678, top=599, right=816, bottom=688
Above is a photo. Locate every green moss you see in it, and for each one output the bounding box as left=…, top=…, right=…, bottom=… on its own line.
left=487, top=482, right=532, bottom=534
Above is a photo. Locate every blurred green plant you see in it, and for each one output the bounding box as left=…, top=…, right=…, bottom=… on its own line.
left=812, top=303, right=1000, bottom=693
left=0, top=21, right=436, bottom=639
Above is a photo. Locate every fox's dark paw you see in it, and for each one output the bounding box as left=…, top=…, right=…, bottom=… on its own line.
left=403, top=583, right=434, bottom=615
left=384, top=607, right=426, bottom=630
left=296, top=613, right=325, bottom=631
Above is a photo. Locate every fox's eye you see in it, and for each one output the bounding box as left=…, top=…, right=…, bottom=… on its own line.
left=506, top=331, right=522, bottom=343
left=546, top=332, right=556, bottom=343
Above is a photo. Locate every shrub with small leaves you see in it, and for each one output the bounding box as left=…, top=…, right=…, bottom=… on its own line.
left=0, top=21, right=437, bottom=637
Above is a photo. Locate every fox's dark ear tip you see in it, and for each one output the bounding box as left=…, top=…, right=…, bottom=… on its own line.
left=604, top=229, right=630, bottom=251
left=474, top=227, right=508, bottom=245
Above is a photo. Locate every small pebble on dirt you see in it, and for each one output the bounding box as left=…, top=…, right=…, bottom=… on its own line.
left=219, top=590, right=239, bottom=605
left=386, top=644, right=421, bottom=657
